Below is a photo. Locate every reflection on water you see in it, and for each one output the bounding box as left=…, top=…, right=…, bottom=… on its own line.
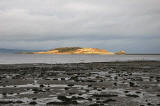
left=0, top=53, right=160, bottom=64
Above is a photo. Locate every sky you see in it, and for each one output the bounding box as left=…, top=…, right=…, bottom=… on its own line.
left=0, top=0, right=160, bottom=53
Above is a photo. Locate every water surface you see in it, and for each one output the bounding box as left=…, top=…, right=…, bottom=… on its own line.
left=0, top=53, right=159, bottom=64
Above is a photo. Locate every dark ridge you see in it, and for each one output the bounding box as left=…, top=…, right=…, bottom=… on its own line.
left=51, top=47, right=82, bottom=52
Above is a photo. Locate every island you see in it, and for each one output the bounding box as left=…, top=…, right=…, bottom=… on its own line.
left=30, top=47, right=126, bottom=55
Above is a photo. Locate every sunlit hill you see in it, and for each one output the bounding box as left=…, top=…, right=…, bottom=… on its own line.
left=30, top=47, right=126, bottom=55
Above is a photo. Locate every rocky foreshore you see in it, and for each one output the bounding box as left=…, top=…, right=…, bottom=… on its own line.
left=0, top=61, right=160, bottom=106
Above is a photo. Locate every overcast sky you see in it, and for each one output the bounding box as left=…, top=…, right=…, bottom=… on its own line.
left=0, top=0, right=160, bottom=53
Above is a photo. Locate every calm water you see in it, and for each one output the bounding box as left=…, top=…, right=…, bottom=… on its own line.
left=0, top=53, right=160, bottom=64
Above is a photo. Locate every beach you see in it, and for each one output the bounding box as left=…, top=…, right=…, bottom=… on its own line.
left=0, top=61, right=160, bottom=106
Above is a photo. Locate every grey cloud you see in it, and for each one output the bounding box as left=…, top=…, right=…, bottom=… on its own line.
left=1, top=38, right=160, bottom=54
left=0, top=0, right=160, bottom=53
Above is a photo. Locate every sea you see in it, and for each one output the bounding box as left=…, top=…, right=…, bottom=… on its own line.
left=0, top=53, right=160, bottom=64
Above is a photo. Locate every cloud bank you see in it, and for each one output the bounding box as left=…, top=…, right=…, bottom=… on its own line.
left=0, top=0, right=160, bottom=53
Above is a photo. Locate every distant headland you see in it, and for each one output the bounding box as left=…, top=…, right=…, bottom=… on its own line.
left=28, top=47, right=126, bottom=55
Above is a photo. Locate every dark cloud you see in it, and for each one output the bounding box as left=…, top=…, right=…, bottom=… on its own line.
left=0, top=0, right=160, bottom=53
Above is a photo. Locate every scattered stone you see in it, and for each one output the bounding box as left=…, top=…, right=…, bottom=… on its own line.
left=0, top=101, right=13, bottom=104
left=103, top=99, right=116, bottom=103
left=57, top=95, right=78, bottom=104
left=40, top=84, right=45, bottom=87
left=129, top=82, right=135, bottom=87
left=61, top=78, right=65, bottom=80
left=0, top=61, right=159, bottom=106
left=113, top=82, right=117, bottom=86
left=93, top=94, right=118, bottom=97
left=29, top=101, right=37, bottom=105
left=0, top=100, right=23, bottom=104
left=32, top=98, right=37, bottom=100
left=88, top=84, right=92, bottom=87
left=157, top=94, right=160, bottom=97
left=135, top=91, right=141, bottom=94
left=124, top=91, right=129, bottom=93
left=68, top=84, right=74, bottom=87
left=64, top=87, right=69, bottom=90
left=126, top=94, right=139, bottom=98
left=89, top=103, right=100, bottom=106
left=87, top=98, right=92, bottom=101
left=2, top=92, right=7, bottom=96
left=15, top=101, right=23, bottom=103
left=47, top=101, right=65, bottom=105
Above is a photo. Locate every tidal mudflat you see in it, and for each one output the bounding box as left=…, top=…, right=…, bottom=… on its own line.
left=0, top=61, right=160, bottom=106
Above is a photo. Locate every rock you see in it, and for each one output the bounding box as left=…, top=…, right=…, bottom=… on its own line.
left=0, top=100, right=23, bottom=104
left=129, top=82, right=135, bottom=87
left=103, top=99, right=116, bottom=103
left=157, top=94, right=160, bottom=97
left=0, top=101, right=13, bottom=104
left=47, top=101, right=66, bottom=105
left=15, top=101, right=23, bottom=103
left=124, top=91, right=129, bottom=93
left=93, top=94, right=118, bottom=97
left=61, top=78, right=65, bottom=80
left=29, top=101, right=37, bottom=105
left=64, top=87, right=70, bottom=90
left=115, top=50, right=126, bottom=55
left=57, top=95, right=78, bottom=104
left=126, top=94, right=139, bottom=98
left=89, top=103, right=100, bottom=106
left=39, top=84, right=45, bottom=88
left=67, top=84, right=74, bottom=87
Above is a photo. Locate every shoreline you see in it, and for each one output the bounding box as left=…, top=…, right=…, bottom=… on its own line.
left=0, top=60, right=159, bottom=65
left=0, top=61, right=160, bottom=106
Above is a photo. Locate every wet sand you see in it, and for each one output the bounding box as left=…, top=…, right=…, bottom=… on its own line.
left=0, top=61, right=160, bottom=106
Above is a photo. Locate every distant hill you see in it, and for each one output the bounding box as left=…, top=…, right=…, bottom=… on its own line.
left=0, top=48, right=43, bottom=54
left=115, top=50, right=126, bottom=55
left=31, top=47, right=126, bottom=55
